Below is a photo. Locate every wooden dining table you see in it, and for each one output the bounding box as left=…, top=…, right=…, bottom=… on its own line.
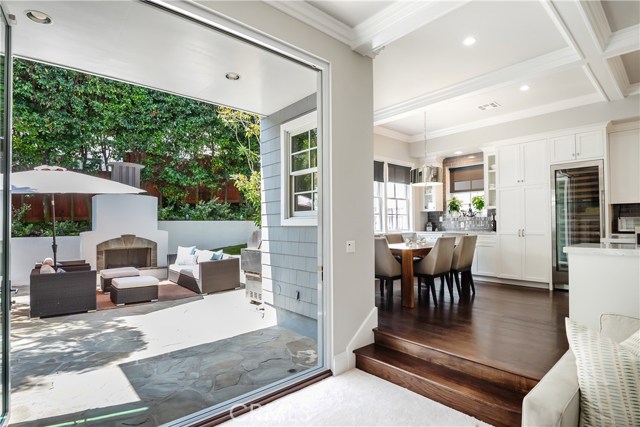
left=388, top=242, right=433, bottom=308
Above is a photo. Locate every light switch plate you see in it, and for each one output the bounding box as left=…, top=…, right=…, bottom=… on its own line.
left=346, top=240, right=356, bottom=253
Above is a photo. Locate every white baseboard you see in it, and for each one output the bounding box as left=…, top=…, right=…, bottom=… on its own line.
left=332, top=306, right=378, bottom=375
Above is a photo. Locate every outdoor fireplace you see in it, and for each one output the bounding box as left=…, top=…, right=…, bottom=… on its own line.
left=96, top=235, right=157, bottom=271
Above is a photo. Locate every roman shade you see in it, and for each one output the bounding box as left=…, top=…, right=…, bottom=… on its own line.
left=388, top=163, right=411, bottom=184
left=450, top=165, right=483, bottom=192
left=374, top=161, right=384, bottom=183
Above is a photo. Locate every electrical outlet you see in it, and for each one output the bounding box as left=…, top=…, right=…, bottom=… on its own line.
left=346, top=240, right=356, bottom=253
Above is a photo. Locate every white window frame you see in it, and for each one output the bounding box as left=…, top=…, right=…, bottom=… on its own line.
left=281, top=111, right=318, bottom=226
left=374, top=157, right=413, bottom=233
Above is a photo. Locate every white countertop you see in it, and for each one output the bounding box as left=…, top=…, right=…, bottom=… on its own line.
left=564, top=243, right=640, bottom=257
left=417, top=231, right=497, bottom=235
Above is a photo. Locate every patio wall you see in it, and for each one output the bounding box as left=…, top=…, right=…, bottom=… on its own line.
left=10, top=236, right=82, bottom=286
left=158, top=221, right=257, bottom=253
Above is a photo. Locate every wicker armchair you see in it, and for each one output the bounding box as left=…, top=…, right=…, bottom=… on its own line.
left=30, top=269, right=97, bottom=318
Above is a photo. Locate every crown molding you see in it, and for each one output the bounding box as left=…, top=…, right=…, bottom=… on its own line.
left=265, top=1, right=353, bottom=46
left=373, top=47, right=582, bottom=125
left=350, top=0, right=470, bottom=57
left=373, top=126, right=413, bottom=143
left=605, top=56, right=630, bottom=97
left=576, top=0, right=611, bottom=53
left=603, top=25, right=640, bottom=58
left=414, top=93, right=603, bottom=140
left=539, top=0, right=583, bottom=59
left=581, top=63, right=610, bottom=102
left=627, top=83, right=640, bottom=97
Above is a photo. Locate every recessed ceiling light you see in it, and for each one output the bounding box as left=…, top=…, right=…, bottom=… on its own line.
left=225, top=72, right=240, bottom=81
left=462, top=36, right=476, bottom=46
left=25, top=10, right=52, bottom=24
left=454, top=150, right=463, bottom=155
left=520, top=84, right=531, bottom=92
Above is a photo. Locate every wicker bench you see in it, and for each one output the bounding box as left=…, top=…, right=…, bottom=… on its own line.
left=100, top=267, right=140, bottom=293
left=110, top=276, right=159, bottom=306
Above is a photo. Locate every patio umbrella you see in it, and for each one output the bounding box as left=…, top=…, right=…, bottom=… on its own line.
left=11, top=165, right=145, bottom=266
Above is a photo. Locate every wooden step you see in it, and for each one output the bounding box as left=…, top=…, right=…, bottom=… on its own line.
left=374, top=327, right=537, bottom=394
left=355, top=344, right=525, bottom=427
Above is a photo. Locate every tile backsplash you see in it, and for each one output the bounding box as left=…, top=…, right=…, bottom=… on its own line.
left=424, top=209, right=496, bottom=232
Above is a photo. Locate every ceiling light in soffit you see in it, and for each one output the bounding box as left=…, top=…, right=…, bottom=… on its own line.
left=25, top=10, right=52, bottom=24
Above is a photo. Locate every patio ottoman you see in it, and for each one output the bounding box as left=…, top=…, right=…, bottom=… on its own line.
left=100, top=267, right=140, bottom=293
left=110, top=276, right=159, bottom=306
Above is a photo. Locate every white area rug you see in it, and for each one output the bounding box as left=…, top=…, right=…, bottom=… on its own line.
left=224, top=369, right=488, bottom=426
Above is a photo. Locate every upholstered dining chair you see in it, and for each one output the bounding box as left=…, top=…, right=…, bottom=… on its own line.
left=374, top=237, right=402, bottom=302
left=450, top=234, right=478, bottom=297
left=413, top=236, right=456, bottom=306
left=384, top=233, right=404, bottom=244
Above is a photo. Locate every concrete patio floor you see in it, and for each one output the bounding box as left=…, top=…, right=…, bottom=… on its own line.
left=9, top=288, right=317, bottom=426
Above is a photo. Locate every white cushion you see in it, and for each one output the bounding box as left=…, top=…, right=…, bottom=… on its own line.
left=176, top=245, right=196, bottom=264
left=169, top=264, right=194, bottom=274
left=100, top=267, right=140, bottom=279
left=112, top=276, right=159, bottom=289
left=177, top=254, right=197, bottom=265
left=197, top=250, right=214, bottom=263
left=566, top=318, right=640, bottom=426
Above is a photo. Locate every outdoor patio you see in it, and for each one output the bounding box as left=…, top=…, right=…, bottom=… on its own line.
left=9, top=287, right=318, bottom=426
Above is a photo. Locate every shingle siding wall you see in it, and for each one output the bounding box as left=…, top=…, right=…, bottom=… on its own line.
left=260, top=94, right=318, bottom=322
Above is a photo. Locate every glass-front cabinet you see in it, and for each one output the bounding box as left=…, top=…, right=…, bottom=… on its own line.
left=484, top=151, right=497, bottom=209
left=421, top=185, right=443, bottom=211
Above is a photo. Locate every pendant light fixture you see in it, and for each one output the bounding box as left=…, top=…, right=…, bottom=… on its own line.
left=410, top=112, right=442, bottom=186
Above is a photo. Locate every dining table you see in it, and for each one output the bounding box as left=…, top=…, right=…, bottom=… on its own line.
left=388, top=242, right=433, bottom=308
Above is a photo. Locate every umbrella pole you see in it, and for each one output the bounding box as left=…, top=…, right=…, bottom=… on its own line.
left=51, top=194, right=57, bottom=268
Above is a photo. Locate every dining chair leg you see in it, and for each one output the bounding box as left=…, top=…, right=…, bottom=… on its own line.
left=444, top=273, right=454, bottom=300
left=386, top=279, right=393, bottom=305
left=469, top=273, right=476, bottom=294
left=428, top=277, right=438, bottom=306
left=379, top=279, right=384, bottom=297
left=417, top=277, right=422, bottom=297
left=452, top=271, right=461, bottom=295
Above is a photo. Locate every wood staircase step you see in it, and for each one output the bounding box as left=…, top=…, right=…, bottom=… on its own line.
left=354, top=343, right=526, bottom=427
left=374, top=327, right=537, bottom=394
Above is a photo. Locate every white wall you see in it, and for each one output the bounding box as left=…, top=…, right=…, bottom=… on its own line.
left=11, top=236, right=81, bottom=286
left=158, top=221, right=257, bottom=254
left=374, top=133, right=416, bottom=165
left=192, top=1, right=376, bottom=373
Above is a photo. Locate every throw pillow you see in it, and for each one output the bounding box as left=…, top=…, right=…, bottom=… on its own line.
left=197, top=250, right=214, bottom=263
left=211, top=250, right=223, bottom=261
left=177, top=254, right=197, bottom=265
left=176, top=245, right=196, bottom=264
left=565, top=318, right=640, bottom=426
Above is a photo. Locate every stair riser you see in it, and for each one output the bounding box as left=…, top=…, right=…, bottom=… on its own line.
left=375, top=330, right=536, bottom=394
left=356, top=354, right=521, bottom=427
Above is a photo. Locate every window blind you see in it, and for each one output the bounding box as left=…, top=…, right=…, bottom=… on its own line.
left=374, top=161, right=384, bottom=183
left=450, top=164, right=483, bottom=192
left=388, top=163, right=411, bottom=184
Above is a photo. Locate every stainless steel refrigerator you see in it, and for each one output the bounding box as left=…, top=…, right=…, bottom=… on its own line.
left=551, top=160, right=604, bottom=289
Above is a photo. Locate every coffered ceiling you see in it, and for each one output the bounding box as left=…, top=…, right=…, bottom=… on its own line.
left=271, top=0, right=640, bottom=143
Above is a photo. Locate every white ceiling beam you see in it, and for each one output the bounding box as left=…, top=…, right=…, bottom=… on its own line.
left=603, top=25, right=640, bottom=58
left=374, top=47, right=582, bottom=125
left=265, top=1, right=353, bottom=46
left=350, top=1, right=470, bottom=57
left=373, top=126, right=413, bottom=143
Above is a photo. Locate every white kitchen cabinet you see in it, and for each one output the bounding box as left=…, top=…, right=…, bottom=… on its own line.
left=609, top=128, right=640, bottom=204
left=498, top=140, right=547, bottom=187
left=497, top=185, right=550, bottom=283
left=421, top=185, right=443, bottom=211
left=473, top=235, right=498, bottom=276
left=550, top=130, right=604, bottom=164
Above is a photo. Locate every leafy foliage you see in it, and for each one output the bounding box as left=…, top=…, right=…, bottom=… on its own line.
left=448, top=196, right=462, bottom=213
left=11, top=203, right=91, bottom=237
left=12, top=58, right=261, bottom=220
left=232, top=171, right=261, bottom=225
left=471, top=195, right=485, bottom=212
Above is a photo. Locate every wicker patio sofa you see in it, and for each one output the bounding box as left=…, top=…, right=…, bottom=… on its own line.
left=30, top=268, right=97, bottom=318
left=167, top=253, right=240, bottom=294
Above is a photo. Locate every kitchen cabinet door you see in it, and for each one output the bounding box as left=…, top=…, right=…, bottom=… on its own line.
left=498, top=235, right=522, bottom=279
left=522, top=140, right=548, bottom=186
left=497, top=188, right=521, bottom=234
left=523, top=234, right=550, bottom=282
left=609, top=128, right=640, bottom=204
left=523, top=186, right=549, bottom=235
left=498, top=144, right=520, bottom=187
left=575, top=130, right=604, bottom=160
left=476, top=244, right=497, bottom=276
left=550, top=135, right=575, bottom=163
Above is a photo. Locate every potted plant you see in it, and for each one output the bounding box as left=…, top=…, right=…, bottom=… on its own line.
left=448, top=197, right=462, bottom=217
left=471, top=195, right=485, bottom=213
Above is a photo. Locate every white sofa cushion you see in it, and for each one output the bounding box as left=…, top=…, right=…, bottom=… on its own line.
left=197, top=250, right=215, bottom=263
left=112, top=276, right=159, bottom=289
left=169, top=264, right=194, bottom=275
left=566, top=318, right=640, bottom=426
left=176, top=245, right=196, bottom=264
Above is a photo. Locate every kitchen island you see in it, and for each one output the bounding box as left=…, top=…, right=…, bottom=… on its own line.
left=564, top=243, right=640, bottom=329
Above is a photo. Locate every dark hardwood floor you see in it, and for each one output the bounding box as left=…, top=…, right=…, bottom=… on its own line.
left=354, top=278, right=569, bottom=427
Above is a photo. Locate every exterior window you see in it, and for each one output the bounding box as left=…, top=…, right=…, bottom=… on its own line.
left=281, top=112, right=318, bottom=226
left=372, top=161, right=411, bottom=233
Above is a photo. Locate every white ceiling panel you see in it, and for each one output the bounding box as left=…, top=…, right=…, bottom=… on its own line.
left=373, top=1, right=567, bottom=111
left=307, top=1, right=392, bottom=28
left=7, top=1, right=317, bottom=116
left=601, top=0, right=640, bottom=32
left=378, top=67, right=598, bottom=136
left=620, top=50, right=640, bottom=84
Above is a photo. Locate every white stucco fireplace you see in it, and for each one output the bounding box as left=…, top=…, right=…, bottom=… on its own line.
left=80, top=194, right=168, bottom=271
